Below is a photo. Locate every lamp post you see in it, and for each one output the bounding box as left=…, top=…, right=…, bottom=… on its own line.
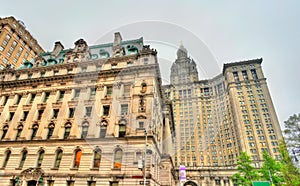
left=143, top=129, right=148, bottom=186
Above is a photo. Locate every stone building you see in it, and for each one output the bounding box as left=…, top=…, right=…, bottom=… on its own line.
left=0, top=16, right=44, bottom=69
left=0, top=33, right=176, bottom=186
left=163, top=44, right=283, bottom=186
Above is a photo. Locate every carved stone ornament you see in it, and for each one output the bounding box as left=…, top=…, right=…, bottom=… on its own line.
left=20, top=168, right=44, bottom=181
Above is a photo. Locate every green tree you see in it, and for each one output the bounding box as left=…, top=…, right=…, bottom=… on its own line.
left=231, top=152, right=259, bottom=186
left=259, top=151, right=284, bottom=185
left=283, top=113, right=300, bottom=147
left=279, top=140, right=300, bottom=186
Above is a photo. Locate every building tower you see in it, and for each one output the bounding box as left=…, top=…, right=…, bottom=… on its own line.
left=164, top=45, right=283, bottom=186
left=0, top=16, right=44, bottom=69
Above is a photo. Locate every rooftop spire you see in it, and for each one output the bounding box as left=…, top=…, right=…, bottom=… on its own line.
left=177, top=42, right=188, bottom=59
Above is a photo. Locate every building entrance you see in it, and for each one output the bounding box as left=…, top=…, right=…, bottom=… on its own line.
left=27, top=180, right=37, bottom=186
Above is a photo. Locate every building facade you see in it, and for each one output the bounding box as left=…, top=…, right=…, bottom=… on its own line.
left=163, top=45, right=283, bottom=186
left=0, top=33, right=176, bottom=186
left=0, top=16, right=44, bottom=69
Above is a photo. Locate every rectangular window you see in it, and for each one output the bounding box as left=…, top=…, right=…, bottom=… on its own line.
left=22, top=111, right=29, bottom=121
left=54, top=70, right=59, bottom=75
left=89, top=88, right=96, bottom=99
left=43, top=92, right=50, bottom=103
left=69, top=108, right=75, bottom=118
left=29, top=94, right=36, bottom=104
left=120, top=104, right=128, bottom=115
left=233, top=71, right=239, bottom=82
left=40, top=72, right=45, bottom=77
left=15, top=95, right=21, bottom=105
left=73, top=89, right=80, bottom=100
left=85, top=107, right=92, bottom=117
left=103, top=105, right=110, bottom=116
left=9, top=112, right=15, bottom=121
left=58, top=91, right=65, bottom=101
left=123, top=85, right=130, bottom=97
left=138, top=121, right=144, bottom=129
left=106, top=86, right=112, bottom=97
left=53, top=109, right=59, bottom=119
left=242, top=70, right=248, bottom=80
left=37, top=110, right=44, bottom=120
left=2, top=96, right=8, bottom=106
left=251, top=69, right=258, bottom=79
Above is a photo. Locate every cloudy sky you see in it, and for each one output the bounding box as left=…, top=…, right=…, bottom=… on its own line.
left=1, top=0, right=299, bottom=128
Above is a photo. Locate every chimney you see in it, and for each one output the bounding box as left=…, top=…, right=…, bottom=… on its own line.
left=52, top=41, right=64, bottom=57
left=113, top=32, right=122, bottom=46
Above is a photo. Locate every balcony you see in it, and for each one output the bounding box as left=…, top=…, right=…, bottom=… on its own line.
left=68, top=100, right=78, bottom=107
left=22, top=104, right=32, bottom=111
left=84, top=99, right=95, bottom=106
left=9, top=105, right=18, bottom=112
left=52, top=101, right=62, bottom=109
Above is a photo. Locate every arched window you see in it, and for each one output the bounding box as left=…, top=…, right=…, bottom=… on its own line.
left=47, top=123, right=55, bottom=139
left=141, top=82, right=147, bottom=93
left=19, top=149, right=27, bottom=168
left=73, top=149, right=82, bottom=168
left=81, top=122, right=89, bottom=139
left=37, top=149, right=45, bottom=168
left=31, top=124, right=39, bottom=140
left=2, top=150, right=11, bottom=168
left=64, top=122, right=72, bottom=139
left=54, top=149, right=63, bottom=168
left=93, top=147, right=102, bottom=168
left=16, top=124, right=23, bottom=140
left=1, top=125, right=8, bottom=140
left=113, top=148, right=123, bottom=169
left=99, top=120, right=107, bottom=138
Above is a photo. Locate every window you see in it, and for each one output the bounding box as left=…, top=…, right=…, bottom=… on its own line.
left=120, top=104, right=128, bottom=115
left=69, top=108, right=75, bottom=118
left=2, top=150, right=11, bottom=168
left=43, top=92, right=50, bottom=103
left=110, top=182, right=119, bottom=186
left=73, top=89, right=80, bottom=100
left=31, top=124, right=39, bottom=140
left=37, top=110, right=44, bottom=120
left=81, top=123, right=89, bottom=139
left=19, top=150, right=27, bottom=168
left=251, top=69, right=258, bottom=79
left=37, top=150, right=45, bottom=168
left=88, top=181, right=96, bottom=186
left=1, top=95, right=8, bottom=106
left=113, top=149, right=123, bottom=169
left=233, top=71, right=239, bottom=82
left=16, top=125, right=23, bottom=140
left=54, top=149, right=63, bottom=168
left=54, top=70, right=59, bottom=75
left=73, top=149, right=82, bottom=168
left=64, top=123, right=72, bottom=139
left=85, top=107, right=92, bottom=117
left=1, top=125, right=8, bottom=140
left=103, top=105, right=110, bottom=116
left=138, top=121, right=144, bottom=129
left=3, top=40, right=8, bottom=46
left=89, top=88, right=96, bottom=99
left=9, top=112, right=15, bottom=121
left=67, top=181, right=75, bottom=186
left=29, top=94, right=36, bottom=104
left=15, top=94, right=21, bottom=105
left=106, top=86, right=112, bottom=97
left=0, top=46, right=4, bottom=51
left=47, top=123, right=55, bottom=139
left=123, top=85, right=130, bottom=97
left=52, top=109, right=59, bottom=119
left=119, top=124, right=126, bottom=137
left=93, top=148, right=102, bottom=168
left=28, top=73, right=32, bottom=79
left=81, top=67, right=87, bottom=72
left=242, top=70, right=248, bottom=80
left=99, top=124, right=107, bottom=138
left=58, top=91, right=65, bottom=102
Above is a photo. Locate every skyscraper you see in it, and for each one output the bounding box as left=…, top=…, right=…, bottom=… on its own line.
left=163, top=44, right=283, bottom=185
left=0, top=16, right=44, bottom=69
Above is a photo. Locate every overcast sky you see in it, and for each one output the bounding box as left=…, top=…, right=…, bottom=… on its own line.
left=1, top=0, right=299, bottom=128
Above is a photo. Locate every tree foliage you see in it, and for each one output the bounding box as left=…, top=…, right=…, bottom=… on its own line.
left=284, top=113, right=300, bottom=147
left=259, top=151, right=284, bottom=185
left=279, top=140, right=300, bottom=186
left=231, top=152, right=259, bottom=186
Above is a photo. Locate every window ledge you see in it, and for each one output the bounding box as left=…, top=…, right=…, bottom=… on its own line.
left=50, top=167, right=59, bottom=170
left=90, top=168, right=99, bottom=171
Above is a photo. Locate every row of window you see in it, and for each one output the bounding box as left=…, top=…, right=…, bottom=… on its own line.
left=1, top=147, right=122, bottom=170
